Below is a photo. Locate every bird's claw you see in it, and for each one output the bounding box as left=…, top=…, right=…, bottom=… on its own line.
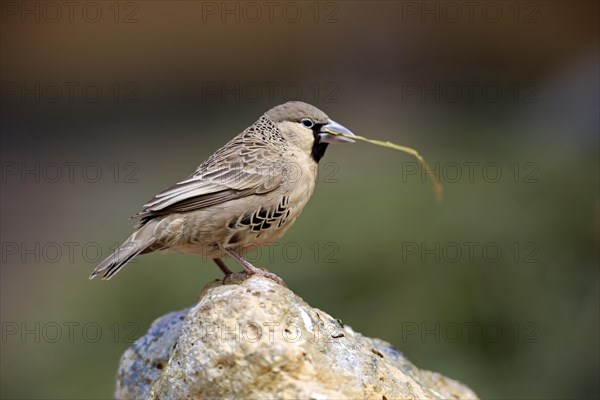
left=223, top=269, right=287, bottom=287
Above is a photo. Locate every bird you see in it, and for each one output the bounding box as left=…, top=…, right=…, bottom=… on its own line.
left=90, top=101, right=355, bottom=284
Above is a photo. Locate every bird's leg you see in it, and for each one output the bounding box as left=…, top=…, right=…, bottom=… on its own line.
left=213, top=258, right=233, bottom=275
left=223, top=248, right=286, bottom=286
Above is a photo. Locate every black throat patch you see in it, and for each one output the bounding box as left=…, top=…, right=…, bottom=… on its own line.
left=311, top=130, right=329, bottom=163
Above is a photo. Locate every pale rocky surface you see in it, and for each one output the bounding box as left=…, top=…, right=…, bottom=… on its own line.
left=115, top=275, right=479, bottom=400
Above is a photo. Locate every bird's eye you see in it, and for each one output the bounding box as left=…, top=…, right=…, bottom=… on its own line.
left=300, top=118, right=315, bottom=128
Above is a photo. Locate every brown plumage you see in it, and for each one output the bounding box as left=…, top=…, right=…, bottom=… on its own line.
left=90, top=101, right=355, bottom=284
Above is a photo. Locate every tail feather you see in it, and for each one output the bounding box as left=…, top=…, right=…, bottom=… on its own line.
left=90, top=225, right=158, bottom=280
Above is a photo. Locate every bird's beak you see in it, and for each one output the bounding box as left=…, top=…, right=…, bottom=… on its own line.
left=318, top=120, right=356, bottom=144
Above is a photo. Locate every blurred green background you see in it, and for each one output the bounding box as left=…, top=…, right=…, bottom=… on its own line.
left=1, top=1, right=598, bottom=399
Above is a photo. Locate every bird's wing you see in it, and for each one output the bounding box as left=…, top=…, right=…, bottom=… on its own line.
left=134, top=144, right=285, bottom=222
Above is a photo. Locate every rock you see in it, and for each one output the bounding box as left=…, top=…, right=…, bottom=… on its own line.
left=115, top=308, right=189, bottom=400
left=115, top=275, right=479, bottom=400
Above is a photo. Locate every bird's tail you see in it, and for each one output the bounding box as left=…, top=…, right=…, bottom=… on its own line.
left=90, top=223, right=158, bottom=280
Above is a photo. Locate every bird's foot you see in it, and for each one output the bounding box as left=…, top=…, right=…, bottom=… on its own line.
left=216, top=254, right=286, bottom=286
left=245, top=266, right=287, bottom=287
left=222, top=248, right=287, bottom=286
left=223, top=269, right=286, bottom=287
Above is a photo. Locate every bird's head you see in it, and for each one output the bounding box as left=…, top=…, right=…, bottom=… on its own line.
left=265, top=101, right=355, bottom=163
